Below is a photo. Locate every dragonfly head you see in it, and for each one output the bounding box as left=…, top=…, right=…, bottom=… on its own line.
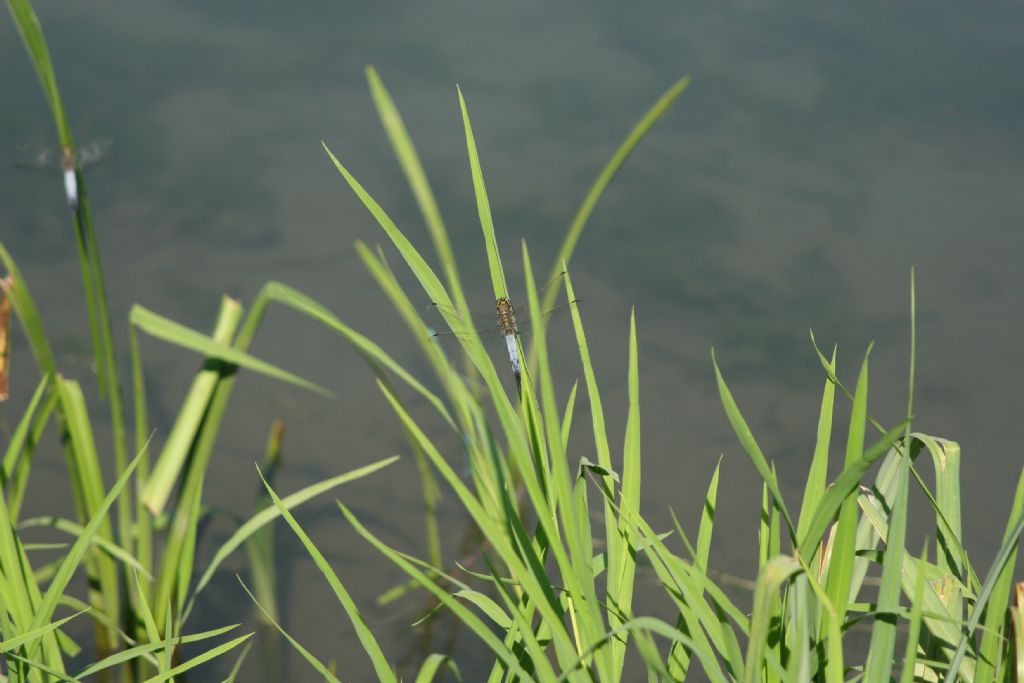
left=60, top=146, right=75, bottom=172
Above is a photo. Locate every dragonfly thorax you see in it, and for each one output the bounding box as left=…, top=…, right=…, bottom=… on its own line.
left=495, top=297, right=518, bottom=336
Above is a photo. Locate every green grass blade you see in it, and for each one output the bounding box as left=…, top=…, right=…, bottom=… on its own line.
left=258, top=470, right=398, bottom=683
left=129, top=303, right=330, bottom=397
left=863, top=438, right=909, bottom=682
left=796, top=420, right=907, bottom=560
left=975, top=467, right=1024, bottom=682
left=796, top=346, right=836, bottom=547
left=365, top=66, right=469, bottom=314
left=141, top=632, right=253, bottom=683
left=823, top=349, right=870, bottom=629
left=338, top=501, right=541, bottom=682
left=190, top=456, right=399, bottom=600
left=712, top=350, right=796, bottom=540
left=941, top=475, right=1024, bottom=683
left=140, top=296, right=242, bottom=515
left=743, top=555, right=802, bottom=683
left=457, top=87, right=507, bottom=300
left=238, top=577, right=341, bottom=683
left=322, top=143, right=453, bottom=309
left=1, top=376, right=51, bottom=521
left=413, top=653, right=462, bottom=683
left=542, top=76, right=691, bottom=312
left=29, top=447, right=142, bottom=635
left=899, top=542, right=931, bottom=683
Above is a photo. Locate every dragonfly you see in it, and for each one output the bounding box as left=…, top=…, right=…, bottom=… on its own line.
left=15, top=137, right=112, bottom=213
left=430, top=283, right=575, bottom=396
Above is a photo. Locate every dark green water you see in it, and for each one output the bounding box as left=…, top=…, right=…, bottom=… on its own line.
left=2, top=1, right=1023, bottom=679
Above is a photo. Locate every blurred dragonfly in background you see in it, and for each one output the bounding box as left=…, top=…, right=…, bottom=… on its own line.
left=430, top=279, right=576, bottom=395
left=15, top=137, right=112, bottom=213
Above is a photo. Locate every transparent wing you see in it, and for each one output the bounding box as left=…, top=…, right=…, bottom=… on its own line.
left=14, top=143, right=61, bottom=173
left=77, top=137, right=112, bottom=169
left=427, top=299, right=577, bottom=339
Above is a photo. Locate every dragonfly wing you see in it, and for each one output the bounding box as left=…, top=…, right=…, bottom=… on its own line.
left=77, top=137, right=112, bottom=169
left=514, top=299, right=579, bottom=334
left=14, top=143, right=60, bottom=172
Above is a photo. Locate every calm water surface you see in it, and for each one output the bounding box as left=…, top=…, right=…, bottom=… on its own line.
left=2, top=1, right=1023, bottom=679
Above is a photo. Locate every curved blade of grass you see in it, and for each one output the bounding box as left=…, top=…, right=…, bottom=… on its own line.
left=29, top=447, right=142, bottom=635
left=413, top=653, right=462, bottom=683
left=743, top=555, right=802, bottom=683
left=898, top=541, right=931, bottom=683
left=796, top=420, right=907, bottom=561
left=140, top=296, right=242, bottom=515
left=257, top=469, right=397, bottom=683
left=57, top=376, right=121, bottom=647
left=129, top=303, right=329, bottom=397
left=141, top=632, right=253, bottom=683
left=366, top=66, right=469, bottom=315
left=863, top=438, right=909, bottom=682
left=73, top=624, right=240, bottom=678
left=542, top=76, right=690, bottom=312
left=338, top=500, right=540, bottom=682
left=796, top=347, right=836, bottom=546
left=0, top=609, right=85, bottom=653
left=941, top=476, right=1024, bottom=683
left=457, top=87, right=508, bottom=299
left=17, top=516, right=149, bottom=578
left=220, top=639, right=253, bottom=683
left=239, top=577, right=341, bottom=682
left=322, top=144, right=453, bottom=310
left=2, top=376, right=52, bottom=521
left=190, top=456, right=399, bottom=600
left=975, top=466, right=1024, bottom=681
left=823, top=349, right=871, bottom=630
left=712, top=350, right=795, bottom=540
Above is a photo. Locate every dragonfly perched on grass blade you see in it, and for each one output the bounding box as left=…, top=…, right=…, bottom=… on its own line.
left=430, top=281, right=576, bottom=396
left=15, top=137, right=112, bottom=213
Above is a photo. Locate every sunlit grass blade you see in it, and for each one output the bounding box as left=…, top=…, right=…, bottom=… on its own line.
left=221, top=639, right=253, bottom=683
left=129, top=303, right=330, bottom=398
left=1, top=376, right=51, bottom=521
left=366, top=66, right=469, bottom=315
left=542, top=76, right=690, bottom=311
left=899, top=541, right=930, bottom=683
left=140, top=296, right=242, bottom=515
left=863, top=430, right=909, bottom=682
left=140, top=631, right=253, bottom=683
left=28, top=447, right=142, bottom=640
left=245, top=419, right=285, bottom=625
left=796, top=346, right=836, bottom=550
left=744, top=555, right=801, bottom=683
left=457, top=87, right=508, bottom=300
left=413, top=653, right=462, bottom=683
left=189, top=456, right=399, bottom=603
left=337, top=500, right=541, bottom=682
left=0, top=609, right=85, bottom=653
left=975, top=466, right=1024, bottom=682
left=73, top=623, right=240, bottom=678
left=258, top=469, right=398, bottom=683
left=238, top=577, right=341, bottom=683
left=322, top=143, right=453, bottom=310
left=17, top=516, right=150, bottom=578
left=941, top=470, right=1024, bottom=683
left=712, top=350, right=796, bottom=540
